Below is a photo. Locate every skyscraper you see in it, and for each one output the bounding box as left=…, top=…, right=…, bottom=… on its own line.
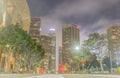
left=40, top=35, right=52, bottom=72
left=30, top=18, right=41, bottom=43
left=59, top=46, right=62, bottom=65
left=0, top=0, right=31, bottom=32
left=48, top=29, right=56, bottom=73
left=62, top=24, right=80, bottom=65
left=107, top=25, right=120, bottom=67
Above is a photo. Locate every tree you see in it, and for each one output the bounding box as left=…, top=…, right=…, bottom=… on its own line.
left=15, top=40, right=45, bottom=72
left=0, top=24, right=45, bottom=72
left=72, top=56, right=80, bottom=72
left=85, top=33, right=108, bottom=72
left=80, top=43, right=92, bottom=70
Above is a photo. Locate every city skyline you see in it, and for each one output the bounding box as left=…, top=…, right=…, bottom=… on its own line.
left=27, top=0, right=120, bottom=45
left=0, top=0, right=119, bottom=75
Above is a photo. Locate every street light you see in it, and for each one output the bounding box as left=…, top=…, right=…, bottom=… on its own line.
left=74, top=46, right=80, bottom=72
left=75, top=46, right=80, bottom=50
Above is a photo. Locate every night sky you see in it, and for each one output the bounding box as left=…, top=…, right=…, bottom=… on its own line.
left=27, top=0, right=120, bottom=45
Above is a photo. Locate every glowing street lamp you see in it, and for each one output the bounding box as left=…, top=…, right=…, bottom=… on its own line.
left=75, top=46, right=80, bottom=50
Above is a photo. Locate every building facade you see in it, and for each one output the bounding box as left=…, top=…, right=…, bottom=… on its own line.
left=107, top=25, right=120, bottom=67
left=40, top=35, right=55, bottom=73
left=0, top=0, right=31, bottom=32
left=62, top=24, right=80, bottom=66
left=29, top=18, right=41, bottom=43
left=48, top=29, right=56, bottom=72
left=59, top=46, right=62, bottom=65
left=40, top=35, right=52, bottom=71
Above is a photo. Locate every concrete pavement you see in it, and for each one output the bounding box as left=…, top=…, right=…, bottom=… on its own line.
left=0, top=74, right=120, bottom=78
left=25, top=74, right=120, bottom=78
left=0, top=74, right=34, bottom=78
left=63, top=74, right=120, bottom=78
left=26, top=74, right=64, bottom=78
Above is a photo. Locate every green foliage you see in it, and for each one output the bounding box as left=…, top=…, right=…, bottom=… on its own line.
left=0, top=24, right=30, bottom=46
left=0, top=24, right=45, bottom=71
left=84, top=33, right=108, bottom=71
left=86, top=33, right=107, bottom=48
left=88, top=41, right=94, bottom=46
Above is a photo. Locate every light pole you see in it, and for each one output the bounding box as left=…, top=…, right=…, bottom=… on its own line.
left=75, top=46, right=80, bottom=72
left=109, top=50, right=113, bottom=73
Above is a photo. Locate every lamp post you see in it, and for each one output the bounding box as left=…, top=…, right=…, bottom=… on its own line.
left=75, top=46, right=80, bottom=72
left=109, top=49, right=113, bottom=73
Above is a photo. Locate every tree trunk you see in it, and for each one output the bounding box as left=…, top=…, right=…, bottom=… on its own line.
left=99, top=60, right=104, bottom=72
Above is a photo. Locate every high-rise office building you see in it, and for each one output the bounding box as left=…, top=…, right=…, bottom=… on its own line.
left=62, top=24, right=80, bottom=65
left=0, top=0, right=31, bottom=32
left=30, top=18, right=41, bottom=43
left=40, top=29, right=56, bottom=72
left=59, top=46, right=62, bottom=65
left=48, top=29, right=56, bottom=72
left=107, top=25, right=120, bottom=67
left=40, top=35, right=53, bottom=72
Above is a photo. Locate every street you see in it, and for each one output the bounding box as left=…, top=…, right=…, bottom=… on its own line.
left=0, top=74, right=120, bottom=78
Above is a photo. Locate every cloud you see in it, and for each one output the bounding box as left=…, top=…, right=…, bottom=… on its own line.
left=28, top=0, right=120, bottom=45
left=40, top=0, right=120, bottom=28
left=80, top=18, right=120, bottom=44
left=49, top=0, right=120, bottom=18
left=87, top=18, right=120, bottom=33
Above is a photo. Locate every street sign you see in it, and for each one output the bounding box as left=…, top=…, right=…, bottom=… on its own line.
left=79, top=56, right=84, bottom=59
